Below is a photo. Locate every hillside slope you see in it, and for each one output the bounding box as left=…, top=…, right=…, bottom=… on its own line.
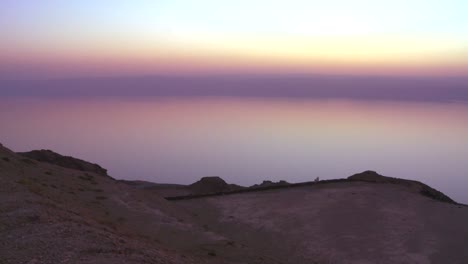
left=17, top=149, right=109, bottom=176
left=1, top=143, right=467, bottom=264
left=176, top=177, right=468, bottom=264
left=0, top=144, right=275, bottom=264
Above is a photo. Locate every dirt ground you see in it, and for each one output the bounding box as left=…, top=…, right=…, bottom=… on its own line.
left=177, top=182, right=468, bottom=264
left=1, top=143, right=467, bottom=264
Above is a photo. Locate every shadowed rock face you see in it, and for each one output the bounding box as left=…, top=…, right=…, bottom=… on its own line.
left=189, top=176, right=231, bottom=194
left=348, top=170, right=456, bottom=204
left=17, top=149, right=109, bottom=177
left=348, top=170, right=388, bottom=182
left=189, top=176, right=244, bottom=194
left=0, top=144, right=222, bottom=264
left=251, top=180, right=290, bottom=188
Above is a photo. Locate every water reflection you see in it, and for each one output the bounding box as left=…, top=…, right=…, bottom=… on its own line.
left=1, top=96, right=467, bottom=203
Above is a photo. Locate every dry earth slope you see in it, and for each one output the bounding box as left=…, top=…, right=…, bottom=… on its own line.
left=175, top=174, right=468, bottom=264
left=1, top=142, right=467, bottom=264
left=0, top=143, right=277, bottom=264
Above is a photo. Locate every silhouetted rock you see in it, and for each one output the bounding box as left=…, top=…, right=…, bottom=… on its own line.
left=348, top=170, right=387, bottom=182
left=251, top=180, right=290, bottom=188
left=348, top=170, right=456, bottom=204
left=189, top=176, right=233, bottom=194
left=17, top=149, right=109, bottom=177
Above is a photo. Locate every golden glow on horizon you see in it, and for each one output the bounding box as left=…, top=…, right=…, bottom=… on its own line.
left=3, top=34, right=467, bottom=77
left=1, top=0, right=468, bottom=78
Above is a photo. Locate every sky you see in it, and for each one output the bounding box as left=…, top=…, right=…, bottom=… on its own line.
left=1, top=0, right=468, bottom=79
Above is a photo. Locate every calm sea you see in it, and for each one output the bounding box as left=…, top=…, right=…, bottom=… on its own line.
left=1, top=96, right=467, bottom=203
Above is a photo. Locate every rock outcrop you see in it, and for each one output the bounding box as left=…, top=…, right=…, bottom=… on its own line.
left=251, top=180, right=290, bottom=188
left=187, top=176, right=244, bottom=194
left=348, top=170, right=456, bottom=204
left=17, top=149, right=109, bottom=177
left=189, top=176, right=231, bottom=194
